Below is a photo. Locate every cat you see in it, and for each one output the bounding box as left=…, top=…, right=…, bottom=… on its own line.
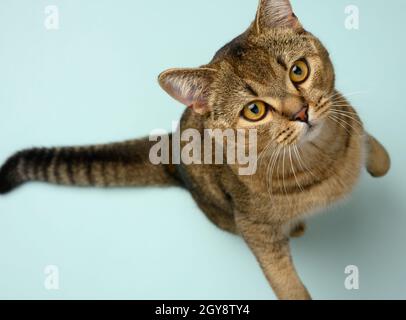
left=0, top=0, right=390, bottom=300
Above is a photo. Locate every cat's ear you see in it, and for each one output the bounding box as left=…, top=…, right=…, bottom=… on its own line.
left=255, top=0, right=303, bottom=33
left=158, top=68, right=216, bottom=115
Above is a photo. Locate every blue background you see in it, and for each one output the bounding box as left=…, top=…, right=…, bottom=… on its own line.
left=0, top=0, right=404, bottom=299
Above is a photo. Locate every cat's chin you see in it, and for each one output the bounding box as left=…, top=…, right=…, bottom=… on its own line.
left=298, top=121, right=325, bottom=145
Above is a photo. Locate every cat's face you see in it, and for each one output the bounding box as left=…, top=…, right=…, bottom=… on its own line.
left=159, top=0, right=335, bottom=149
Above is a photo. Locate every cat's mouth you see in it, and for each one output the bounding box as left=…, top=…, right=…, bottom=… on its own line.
left=306, top=122, right=315, bottom=132
left=301, top=120, right=323, bottom=143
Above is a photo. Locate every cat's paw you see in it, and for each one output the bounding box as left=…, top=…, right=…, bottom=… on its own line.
left=366, top=135, right=391, bottom=178
left=290, top=222, right=306, bottom=238
left=0, top=153, right=24, bottom=195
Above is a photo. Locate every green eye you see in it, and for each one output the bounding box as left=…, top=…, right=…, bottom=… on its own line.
left=290, top=60, right=309, bottom=83
left=242, top=101, right=268, bottom=121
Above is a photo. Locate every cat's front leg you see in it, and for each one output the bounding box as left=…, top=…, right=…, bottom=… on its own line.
left=366, top=134, right=391, bottom=178
left=235, top=213, right=311, bottom=300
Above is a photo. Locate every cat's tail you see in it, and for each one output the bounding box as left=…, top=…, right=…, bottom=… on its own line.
left=0, top=136, right=182, bottom=194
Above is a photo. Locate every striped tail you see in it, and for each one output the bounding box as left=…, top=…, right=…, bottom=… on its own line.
left=0, top=137, right=181, bottom=194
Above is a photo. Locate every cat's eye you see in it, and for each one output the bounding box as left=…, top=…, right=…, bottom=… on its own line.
left=242, top=101, right=268, bottom=122
left=290, top=60, right=309, bottom=84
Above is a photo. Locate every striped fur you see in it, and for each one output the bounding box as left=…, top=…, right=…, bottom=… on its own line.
left=0, top=137, right=180, bottom=194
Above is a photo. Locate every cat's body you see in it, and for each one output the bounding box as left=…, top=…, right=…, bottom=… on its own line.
left=0, top=0, right=390, bottom=300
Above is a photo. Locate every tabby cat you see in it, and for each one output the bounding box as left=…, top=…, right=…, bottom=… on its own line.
left=0, top=0, right=390, bottom=300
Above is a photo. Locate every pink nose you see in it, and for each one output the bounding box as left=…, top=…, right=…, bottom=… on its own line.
left=292, top=106, right=309, bottom=123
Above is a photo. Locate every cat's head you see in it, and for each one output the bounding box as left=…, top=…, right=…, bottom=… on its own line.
left=159, top=0, right=335, bottom=148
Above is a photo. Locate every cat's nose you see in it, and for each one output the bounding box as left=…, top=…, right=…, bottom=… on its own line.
left=292, top=105, right=309, bottom=123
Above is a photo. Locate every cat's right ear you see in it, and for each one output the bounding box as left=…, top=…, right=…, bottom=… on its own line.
left=158, top=68, right=216, bottom=115
left=255, top=0, right=303, bottom=33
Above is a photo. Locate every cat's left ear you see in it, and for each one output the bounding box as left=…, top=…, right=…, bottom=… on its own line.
left=158, top=68, right=216, bottom=115
left=255, top=0, right=303, bottom=33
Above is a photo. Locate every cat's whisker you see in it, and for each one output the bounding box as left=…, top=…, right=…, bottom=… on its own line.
left=255, top=140, right=276, bottom=180
left=255, top=142, right=276, bottom=186
left=324, top=92, right=342, bottom=101
left=339, top=91, right=368, bottom=100
left=294, top=145, right=318, bottom=181
left=289, top=145, right=303, bottom=192
left=282, top=148, right=288, bottom=197
left=326, top=90, right=367, bottom=102
left=331, top=112, right=363, bottom=128
left=265, top=148, right=274, bottom=191
left=258, top=141, right=273, bottom=167
left=292, top=145, right=313, bottom=187
left=263, top=144, right=276, bottom=179
left=275, top=146, right=284, bottom=196
left=329, top=103, right=353, bottom=108
left=330, top=111, right=363, bottom=125
left=330, top=108, right=359, bottom=115
left=329, top=110, right=363, bottom=127
left=266, top=149, right=276, bottom=197
left=292, top=145, right=304, bottom=172
left=293, top=145, right=306, bottom=177
left=329, top=114, right=361, bottom=135
left=266, top=147, right=279, bottom=197
left=315, top=93, right=354, bottom=112
left=328, top=115, right=354, bottom=136
left=268, top=146, right=281, bottom=192
left=268, top=145, right=282, bottom=198
left=329, top=113, right=363, bottom=136
left=329, top=104, right=360, bottom=110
